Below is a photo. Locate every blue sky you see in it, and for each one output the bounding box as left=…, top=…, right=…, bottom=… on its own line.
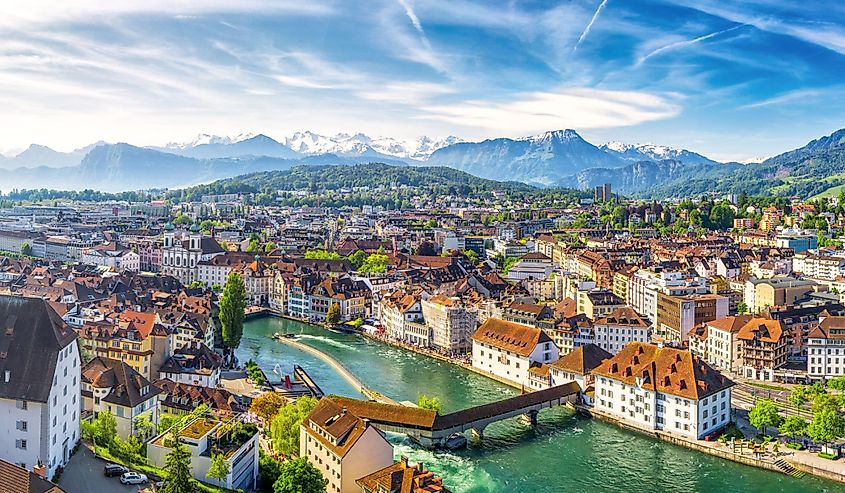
left=2, top=0, right=844, bottom=161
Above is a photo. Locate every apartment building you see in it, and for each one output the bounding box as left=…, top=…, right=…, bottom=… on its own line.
left=808, top=316, right=845, bottom=380
left=300, top=397, right=393, bottom=493
left=420, top=295, right=478, bottom=353
left=593, top=307, right=650, bottom=354
left=656, top=293, right=728, bottom=343
left=737, top=318, right=789, bottom=381
left=471, top=318, right=559, bottom=387
left=593, top=342, right=733, bottom=440
left=0, top=296, right=80, bottom=480
left=81, top=357, right=160, bottom=440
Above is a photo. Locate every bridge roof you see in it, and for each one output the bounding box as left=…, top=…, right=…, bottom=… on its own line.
left=432, top=382, right=580, bottom=431
left=327, top=395, right=438, bottom=430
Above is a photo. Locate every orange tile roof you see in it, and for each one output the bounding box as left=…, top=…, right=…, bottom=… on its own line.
left=471, top=318, right=552, bottom=357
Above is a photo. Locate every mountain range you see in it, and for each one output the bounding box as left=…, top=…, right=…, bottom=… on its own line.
left=2, top=127, right=844, bottom=199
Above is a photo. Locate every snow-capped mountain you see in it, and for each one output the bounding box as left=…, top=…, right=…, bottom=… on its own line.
left=284, top=131, right=461, bottom=161
left=600, top=141, right=718, bottom=165
left=162, top=133, right=256, bottom=150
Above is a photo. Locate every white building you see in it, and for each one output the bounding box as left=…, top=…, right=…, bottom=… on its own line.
left=81, top=242, right=140, bottom=271
left=471, top=318, right=559, bottom=387
left=792, top=253, right=845, bottom=281
left=699, top=315, right=753, bottom=372
left=148, top=415, right=259, bottom=490
left=81, top=357, right=160, bottom=440
left=593, top=342, right=734, bottom=440
left=593, top=307, right=650, bottom=354
left=161, top=233, right=225, bottom=284
left=808, top=316, right=845, bottom=380
left=300, top=396, right=393, bottom=493
left=504, top=252, right=555, bottom=281
left=0, top=296, right=81, bottom=479
left=548, top=344, right=612, bottom=405
left=420, top=295, right=478, bottom=353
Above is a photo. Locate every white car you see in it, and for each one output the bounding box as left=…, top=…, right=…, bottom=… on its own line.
left=119, top=472, right=148, bottom=485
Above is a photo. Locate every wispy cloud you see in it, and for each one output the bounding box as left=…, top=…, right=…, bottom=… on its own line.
left=573, top=0, right=610, bottom=53
left=737, top=88, right=825, bottom=109
left=420, top=87, right=680, bottom=135
left=638, top=24, right=745, bottom=65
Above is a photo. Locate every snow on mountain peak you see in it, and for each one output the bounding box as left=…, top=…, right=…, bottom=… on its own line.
left=164, top=133, right=255, bottom=149
left=284, top=131, right=462, bottom=160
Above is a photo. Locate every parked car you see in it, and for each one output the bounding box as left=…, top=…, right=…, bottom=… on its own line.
left=103, top=464, right=128, bottom=477
left=120, top=472, right=148, bottom=485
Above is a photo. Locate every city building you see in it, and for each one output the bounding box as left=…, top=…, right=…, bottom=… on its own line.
left=471, top=318, right=559, bottom=387
left=300, top=397, right=393, bottom=493
left=593, top=307, right=650, bottom=354
left=808, top=316, right=845, bottom=380
left=357, top=457, right=452, bottom=493
left=420, top=295, right=478, bottom=354
left=0, top=296, right=80, bottom=479
left=0, top=458, right=66, bottom=493
left=736, top=318, right=789, bottom=381
left=593, top=342, right=734, bottom=440
left=81, top=357, right=160, bottom=440
left=656, top=293, right=728, bottom=343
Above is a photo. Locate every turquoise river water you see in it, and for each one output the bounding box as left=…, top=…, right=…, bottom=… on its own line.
left=236, top=316, right=845, bottom=493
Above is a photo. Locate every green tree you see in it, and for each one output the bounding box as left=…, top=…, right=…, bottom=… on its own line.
left=748, top=399, right=782, bottom=435
left=162, top=439, right=195, bottom=493
left=211, top=283, right=222, bottom=293
left=708, top=203, right=736, bottom=230
left=206, top=452, right=231, bottom=486
left=736, top=301, right=748, bottom=315
left=359, top=254, right=388, bottom=274
left=828, top=375, right=845, bottom=391
left=19, top=242, right=32, bottom=256
left=91, top=410, right=118, bottom=450
left=220, top=272, right=247, bottom=366
left=270, top=396, right=318, bottom=456
left=462, top=249, right=479, bottom=264
left=134, top=414, right=156, bottom=439
left=259, top=451, right=283, bottom=489
left=502, top=256, right=519, bottom=275
left=779, top=415, right=808, bottom=442
left=250, top=391, right=287, bottom=424
left=188, top=280, right=205, bottom=289
left=326, top=304, right=341, bottom=325
left=172, top=214, right=192, bottom=225
left=246, top=239, right=261, bottom=253
left=273, top=457, right=326, bottom=493
left=417, top=394, right=442, bottom=414
left=348, top=250, right=368, bottom=270
left=807, top=407, right=845, bottom=447
left=264, top=241, right=278, bottom=253
left=304, top=250, right=341, bottom=260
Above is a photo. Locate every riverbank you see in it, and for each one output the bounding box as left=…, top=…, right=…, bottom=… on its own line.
left=275, top=335, right=398, bottom=405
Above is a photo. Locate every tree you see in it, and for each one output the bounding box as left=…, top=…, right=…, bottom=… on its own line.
left=807, top=407, right=845, bottom=448
left=172, top=214, right=192, bottom=225
left=259, top=451, right=283, bottom=489
left=736, top=301, right=748, bottom=315
left=162, top=439, right=195, bottom=493
left=273, top=457, right=326, bottom=493
left=417, top=394, right=442, bottom=414
left=250, top=391, right=287, bottom=424
left=502, top=256, right=519, bottom=275
left=462, top=249, right=479, bottom=264
left=748, top=399, right=782, bottom=435
left=828, top=375, right=845, bottom=391
left=134, top=414, right=156, bottom=439
left=19, top=242, right=32, bottom=256
left=270, top=396, right=318, bottom=456
left=779, top=416, right=808, bottom=442
left=246, top=239, right=261, bottom=253
left=264, top=241, right=278, bottom=253
left=188, top=280, right=205, bottom=290
left=220, top=272, right=247, bottom=366
left=359, top=254, right=388, bottom=274
left=326, top=304, right=341, bottom=325
left=304, top=250, right=341, bottom=260
left=91, top=410, right=118, bottom=449
left=206, top=452, right=231, bottom=485
left=348, top=250, right=368, bottom=270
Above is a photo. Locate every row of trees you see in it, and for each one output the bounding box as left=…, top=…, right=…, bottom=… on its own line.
left=304, top=248, right=388, bottom=273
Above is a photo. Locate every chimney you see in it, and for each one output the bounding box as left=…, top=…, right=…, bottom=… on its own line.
left=33, top=460, right=47, bottom=479
left=342, top=406, right=347, bottom=415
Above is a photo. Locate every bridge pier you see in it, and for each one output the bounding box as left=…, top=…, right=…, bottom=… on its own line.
left=521, top=410, right=539, bottom=427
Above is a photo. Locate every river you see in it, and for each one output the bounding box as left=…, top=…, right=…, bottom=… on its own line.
left=236, top=316, right=844, bottom=493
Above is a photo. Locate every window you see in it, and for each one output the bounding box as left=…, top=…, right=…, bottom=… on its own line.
left=15, top=439, right=27, bottom=450
left=16, top=421, right=27, bottom=431
left=16, top=400, right=27, bottom=410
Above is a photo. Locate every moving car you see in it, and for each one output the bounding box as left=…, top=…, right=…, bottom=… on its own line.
left=103, top=464, right=128, bottom=477
left=119, top=472, right=148, bottom=485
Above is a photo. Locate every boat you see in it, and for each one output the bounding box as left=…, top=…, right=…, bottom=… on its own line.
left=272, top=332, right=296, bottom=340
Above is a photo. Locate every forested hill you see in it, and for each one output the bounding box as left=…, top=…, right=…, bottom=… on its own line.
left=166, top=163, right=539, bottom=202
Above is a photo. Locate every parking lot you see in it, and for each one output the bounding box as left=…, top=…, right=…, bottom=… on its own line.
left=58, top=445, right=150, bottom=493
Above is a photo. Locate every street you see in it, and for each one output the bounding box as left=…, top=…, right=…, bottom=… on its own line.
left=58, top=446, right=147, bottom=493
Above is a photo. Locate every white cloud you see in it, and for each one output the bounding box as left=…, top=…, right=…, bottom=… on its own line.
left=638, top=24, right=745, bottom=65
left=419, top=87, right=680, bottom=136
left=573, top=0, right=610, bottom=53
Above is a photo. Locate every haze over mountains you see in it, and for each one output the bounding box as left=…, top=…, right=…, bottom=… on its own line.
left=2, top=127, right=844, bottom=199
left=0, top=129, right=722, bottom=192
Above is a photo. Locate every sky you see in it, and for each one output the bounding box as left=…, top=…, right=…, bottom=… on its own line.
left=2, top=0, right=845, bottom=161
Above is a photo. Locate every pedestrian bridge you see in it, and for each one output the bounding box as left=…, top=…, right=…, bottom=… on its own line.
left=328, top=382, right=581, bottom=448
